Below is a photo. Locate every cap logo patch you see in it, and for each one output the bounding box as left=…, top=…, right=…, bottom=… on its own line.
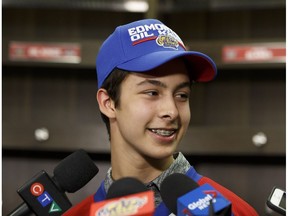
left=127, top=23, right=185, bottom=50
left=156, top=34, right=179, bottom=50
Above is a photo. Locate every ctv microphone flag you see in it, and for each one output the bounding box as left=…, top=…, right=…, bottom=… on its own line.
left=17, top=170, right=71, bottom=215
left=8, top=149, right=99, bottom=216
left=177, top=183, right=231, bottom=216
left=90, top=190, right=154, bottom=216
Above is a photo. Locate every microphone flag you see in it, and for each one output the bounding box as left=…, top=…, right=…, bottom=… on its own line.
left=177, top=183, right=231, bottom=216
left=90, top=190, right=154, bottom=216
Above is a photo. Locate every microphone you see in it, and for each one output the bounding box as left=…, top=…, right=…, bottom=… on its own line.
left=8, top=149, right=99, bottom=216
left=160, top=173, right=232, bottom=216
left=90, top=177, right=155, bottom=216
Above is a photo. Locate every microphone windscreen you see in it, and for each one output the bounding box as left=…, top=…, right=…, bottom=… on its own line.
left=106, top=177, right=148, bottom=199
left=53, top=149, right=99, bottom=193
left=160, top=173, right=199, bottom=214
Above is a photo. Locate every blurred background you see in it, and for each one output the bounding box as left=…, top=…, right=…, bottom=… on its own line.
left=2, top=0, right=285, bottom=215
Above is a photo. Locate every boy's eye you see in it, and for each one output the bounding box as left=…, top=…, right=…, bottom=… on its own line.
left=176, top=93, right=189, bottom=101
left=145, top=90, right=159, bottom=96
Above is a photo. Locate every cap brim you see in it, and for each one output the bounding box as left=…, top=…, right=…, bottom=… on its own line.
left=117, top=51, right=217, bottom=82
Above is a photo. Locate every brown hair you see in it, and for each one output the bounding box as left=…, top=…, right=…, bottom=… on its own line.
left=99, top=68, right=129, bottom=139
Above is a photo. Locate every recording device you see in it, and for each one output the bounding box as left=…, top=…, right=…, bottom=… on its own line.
left=8, top=149, right=99, bottom=216
left=160, top=173, right=199, bottom=213
left=267, top=186, right=286, bottom=215
left=160, top=173, right=232, bottom=216
left=89, top=177, right=155, bottom=216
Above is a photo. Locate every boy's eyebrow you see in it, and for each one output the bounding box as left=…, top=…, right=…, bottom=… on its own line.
left=136, top=79, right=167, bottom=88
left=176, top=82, right=192, bottom=91
left=136, top=79, right=191, bottom=90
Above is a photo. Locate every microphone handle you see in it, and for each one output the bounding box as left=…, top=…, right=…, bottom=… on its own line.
left=7, top=203, right=34, bottom=216
left=209, top=199, right=216, bottom=216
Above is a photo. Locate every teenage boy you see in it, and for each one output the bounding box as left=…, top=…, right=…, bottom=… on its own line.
left=64, top=19, right=258, bottom=216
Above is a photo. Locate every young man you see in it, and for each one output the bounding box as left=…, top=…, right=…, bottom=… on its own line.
left=64, top=19, right=258, bottom=215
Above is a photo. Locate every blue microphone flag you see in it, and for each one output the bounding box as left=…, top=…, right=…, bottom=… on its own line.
left=177, top=183, right=231, bottom=216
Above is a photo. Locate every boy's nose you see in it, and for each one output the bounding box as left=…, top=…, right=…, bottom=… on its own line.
left=159, top=98, right=179, bottom=121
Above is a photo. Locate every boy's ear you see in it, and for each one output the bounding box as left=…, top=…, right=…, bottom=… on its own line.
left=96, top=88, right=116, bottom=118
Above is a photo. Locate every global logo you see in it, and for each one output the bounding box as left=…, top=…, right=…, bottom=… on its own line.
left=188, top=193, right=216, bottom=211
left=188, top=190, right=217, bottom=210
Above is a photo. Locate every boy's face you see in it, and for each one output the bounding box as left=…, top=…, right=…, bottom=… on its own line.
left=111, top=58, right=191, bottom=160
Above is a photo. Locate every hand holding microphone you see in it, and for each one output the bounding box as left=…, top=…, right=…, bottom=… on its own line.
left=160, top=173, right=232, bottom=216
left=8, top=149, right=99, bottom=216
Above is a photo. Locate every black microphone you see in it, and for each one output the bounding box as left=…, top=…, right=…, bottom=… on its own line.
left=160, top=173, right=199, bottom=214
left=8, top=149, right=99, bottom=216
left=106, top=177, right=149, bottom=199
left=160, top=173, right=232, bottom=216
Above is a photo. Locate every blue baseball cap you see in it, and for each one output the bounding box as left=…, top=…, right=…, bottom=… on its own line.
left=96, top=19, right=217, bottom=88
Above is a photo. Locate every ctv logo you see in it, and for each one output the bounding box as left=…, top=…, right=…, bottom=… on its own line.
left=30, top=182, right=62, bottom=213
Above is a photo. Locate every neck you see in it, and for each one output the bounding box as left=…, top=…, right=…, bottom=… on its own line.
left=110, top=148, right=174, bottom=184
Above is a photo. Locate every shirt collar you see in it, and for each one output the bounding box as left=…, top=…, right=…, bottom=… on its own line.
left=104, top=152, right=191, bottom=193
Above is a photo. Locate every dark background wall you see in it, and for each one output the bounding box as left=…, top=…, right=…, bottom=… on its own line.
left=2, top=0, right=285, bottom=215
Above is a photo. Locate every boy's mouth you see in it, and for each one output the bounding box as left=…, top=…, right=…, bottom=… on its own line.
left=149, top=129, right=176, bottom=137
